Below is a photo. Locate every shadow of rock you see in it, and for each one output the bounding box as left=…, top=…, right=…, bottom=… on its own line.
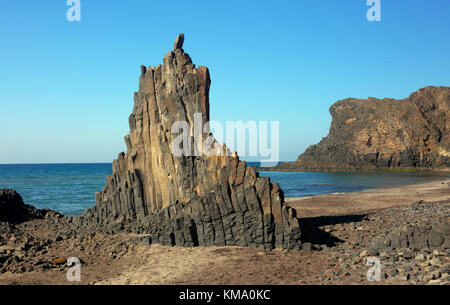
left=299, top=214, right=368, bottom=247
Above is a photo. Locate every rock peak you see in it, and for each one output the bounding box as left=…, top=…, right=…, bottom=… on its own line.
left=173, top=33, right=185, bottom=51
left=75, top=35, right=302, bottom=250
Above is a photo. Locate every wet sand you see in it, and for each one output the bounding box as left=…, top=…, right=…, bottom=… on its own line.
left=287, top=179, right=450, bottom=218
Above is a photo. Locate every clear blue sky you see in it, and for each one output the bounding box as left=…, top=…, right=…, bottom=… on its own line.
left=1, top=0, right=449, bottom=163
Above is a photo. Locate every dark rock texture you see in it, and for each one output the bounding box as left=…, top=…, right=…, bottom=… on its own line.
left=373, top=222, right=450, bottom=252
left=278, top=86, right=450, bottom=171
left=370, top=200, right=450, bottom=252
left=74, top=34, right=302, bottom=250
left=0, top=189, right=60, bottom=223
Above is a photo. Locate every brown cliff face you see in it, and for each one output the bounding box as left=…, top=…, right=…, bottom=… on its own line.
left=279, top=86, right=450, bottom=171
left=74, top=34, right=301, bottom=250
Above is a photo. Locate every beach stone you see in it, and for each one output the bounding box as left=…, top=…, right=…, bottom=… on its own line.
left=430, top=271, right=441, bottom=280
left=371, top=221, right=450, bottom=252
left=402, top=250, right=413, bottom=259
left=422, top=274, right=433, bottom=282
left=441, top=264, right=450, bottom=274
left=390, top=268, right=399, bottom=277
left=414, top=253, right=425, bottom=262
left=366, top=247, right=379, bottom=256
left=430, top=258, right=442, bottom=266
left=411, top=200, right=426, bottom=212
left=53, top=257, right=67, bottom=265
left=389, top=255, right=400, bottom=262
left=140, top=236, right=151, bottom=246
left=302, top=243, right=313, bottom=251
left=402, top=262, right=415, bottom=272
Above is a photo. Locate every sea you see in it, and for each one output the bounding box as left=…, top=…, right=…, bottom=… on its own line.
left=0, top=163, right=448, bottom=217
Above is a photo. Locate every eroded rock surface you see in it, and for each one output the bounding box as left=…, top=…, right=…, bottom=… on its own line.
left=278, top=86, right=450, bottom=171
left=74, top=34, right=301, bottom=250
left=0, top=189, right=61, bottom=223
left=370, top=201, right=450, bottom=252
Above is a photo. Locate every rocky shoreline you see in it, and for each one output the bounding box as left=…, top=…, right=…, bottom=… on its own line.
left=254, top=167, right=450, bottom=173
left=1, top=35, right=448, bottom=285
left=0, top=179, right=448, bottom=285
left=275, top=86, right=450, bottom=172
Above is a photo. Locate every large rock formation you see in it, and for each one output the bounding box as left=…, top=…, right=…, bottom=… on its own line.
left=74, top=34, right=301, bottom=250
left=278, top=86, right=450, bottom=171
left=0, top=189, right=60, bottom=223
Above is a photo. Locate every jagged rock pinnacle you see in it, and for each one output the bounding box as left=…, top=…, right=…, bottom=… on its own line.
left=74, top=35, right=302, bottom=250
left=173, top=33, right=185, bottom=51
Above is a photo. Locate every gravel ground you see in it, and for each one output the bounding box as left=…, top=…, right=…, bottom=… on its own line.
left=0, top=180, right=449, bottom=285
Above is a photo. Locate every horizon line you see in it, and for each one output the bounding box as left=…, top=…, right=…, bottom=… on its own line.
left=0, top=160, right=289, bottom=165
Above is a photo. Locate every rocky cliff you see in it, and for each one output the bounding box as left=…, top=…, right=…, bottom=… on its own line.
left=278, top=86, right=450, bottom=171
left=74, top=34, right=302, bottom=250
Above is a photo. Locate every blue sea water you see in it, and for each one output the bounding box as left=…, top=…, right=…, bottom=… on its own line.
left=0, top=163, right=448, bottom=217
left=0, top=164, right=112, bottom=217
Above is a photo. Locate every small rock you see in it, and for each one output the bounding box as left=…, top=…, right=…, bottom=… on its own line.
left=389, top=255, right=400, bottom=262
left=440, top=264, right=450, bottom=274
left=390, top=269, right=399, bottom=277
left=430, top=258, right=442, bottom=266
left=422, top=275, right=433, bottom=282
left=433, top=249, right=444, bottom=256
left=414, top=254, right=425, bottom=262
left=302, top=243, right=313, bottom=251
left=430, top=271, right=441, bottom=280
left=367, top=248, right=379, bottom=256
left=140, top=236, right=151, bottom=246
left=53, top=257, right=67, bottom=265
left=403, top=262, right=415, bottom=272
left=402, top=251, right=412, bottom=260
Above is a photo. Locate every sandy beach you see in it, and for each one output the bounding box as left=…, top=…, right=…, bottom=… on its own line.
left=1, top=178, right=449, bottom=285
left=287, top=178, right=450, bottom=218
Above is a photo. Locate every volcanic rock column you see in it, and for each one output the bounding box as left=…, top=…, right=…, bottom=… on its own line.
left=74, top=34, right=302, bottom=250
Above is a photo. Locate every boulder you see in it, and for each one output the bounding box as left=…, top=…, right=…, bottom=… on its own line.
left=0, top=189, right=51, bottom=223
